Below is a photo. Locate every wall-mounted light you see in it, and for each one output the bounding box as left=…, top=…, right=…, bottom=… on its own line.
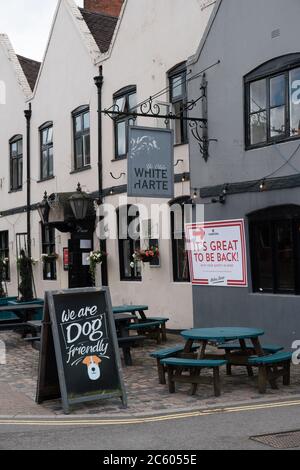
left=259, top=178, right=266, bottom=191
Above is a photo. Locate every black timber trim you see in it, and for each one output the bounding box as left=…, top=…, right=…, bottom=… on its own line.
left=200, top=174, right=300, bottom=199
left=0, top=172, right=190, bottom=217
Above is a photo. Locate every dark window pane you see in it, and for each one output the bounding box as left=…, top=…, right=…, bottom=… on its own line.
left=75, top=115, right=82, bottom=133
left=254, top=224, right=273, bottom=291
left=83, top=134, right=90, bottom=165
left=270, top=75, right=286, bottom=107
left=250, top=79, right=266, bottom=112
left=42, top=150, right=48, bottom=179
left=117, top=121, right=126, bottom=156
left=270, top=106, right=285, bottom=137
left=275, top=222, right=295, bottom=292
left=48, top=147, right=53, bottom=176
left=47, top=127, right=53, bottom=144
left=83, top=112, right=90, bottom=130
left=172, top=75, right=184, bottom=100
left=128, top=93, right=137, bottom=111
left=290, top=68, right=300, bottom=136
left=250, top=112, right=267, bottom=144
left=75, top=138, right=83, bottom=168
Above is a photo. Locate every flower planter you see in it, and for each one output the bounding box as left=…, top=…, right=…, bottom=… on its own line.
left=9, top=298, right=44, bottom=320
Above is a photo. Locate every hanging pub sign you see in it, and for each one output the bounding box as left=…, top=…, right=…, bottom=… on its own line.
left=36, top=287, right=127, bottom=414
left=127, top=126, right=174, bottom=199
left=185, top=219, right=248, bottom=287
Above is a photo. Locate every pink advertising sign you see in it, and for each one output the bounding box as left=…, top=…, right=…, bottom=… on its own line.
left=185, top=219, right=248, bottom=287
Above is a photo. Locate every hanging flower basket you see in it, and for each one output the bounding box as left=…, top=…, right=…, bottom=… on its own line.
left=132, top=246, right=160, bottom=265
left=41, top=253, right=59, bottom=263
left=88, top=250, right=107, bottom=285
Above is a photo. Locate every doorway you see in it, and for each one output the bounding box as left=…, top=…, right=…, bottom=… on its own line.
left=68, top=232, right=93, bottom=288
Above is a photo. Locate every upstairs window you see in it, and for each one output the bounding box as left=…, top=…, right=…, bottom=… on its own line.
left=40, top=122, right=53, bottom=180
left=72, top=106, right=90, bottom=170
left=9, top=135, right=23, bottom=191
left=168, top=62, right=188, bottom=145
left=249, top=205, right=300, bottom=295
left=0, top=231, right=9, bottom=281
left=245, top=54, right=300, bottom=149
left=113, top=86, right=137, bottom=159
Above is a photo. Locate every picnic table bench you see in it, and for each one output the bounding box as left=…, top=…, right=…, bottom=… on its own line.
left=0, top=303, right=44, bottom=333
left=113, top=305, right=169, bottom=342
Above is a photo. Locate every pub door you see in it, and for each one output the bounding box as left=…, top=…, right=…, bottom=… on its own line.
left=68, top=232, right=94, bottom=288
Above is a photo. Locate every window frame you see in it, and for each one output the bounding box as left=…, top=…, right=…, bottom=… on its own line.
left=113, top=85, right=137, bottom=160
left=39, top=122, right=54, bottom=180
left=0, top=231, right=10, bottom=281
left=245, top=54, right=300, bottom=150
left=168, top=62, right=188, bottom=145
left=170, top=196, right=191, bottom=283
left=72, top=105, right=90, bottom=171
left=117, top=205, right=142, bottom=282
left=249, top=205, right=300, bottom=295
left=41, top=224, right=57, bottom=281
left=9, top=135, right=23, bottom=191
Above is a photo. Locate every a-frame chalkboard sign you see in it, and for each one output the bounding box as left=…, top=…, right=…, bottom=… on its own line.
left=36, top=287, right=127, bottom=414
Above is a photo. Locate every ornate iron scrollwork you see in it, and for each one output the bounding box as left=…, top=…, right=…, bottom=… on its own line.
left=103, top=73, right=217, bottom=160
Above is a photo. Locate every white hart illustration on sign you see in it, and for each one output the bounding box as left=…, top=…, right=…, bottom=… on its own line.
left=82, top=356, right=102, bottom=381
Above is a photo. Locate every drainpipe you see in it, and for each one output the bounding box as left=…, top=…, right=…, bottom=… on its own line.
left=24, top=104, right=32, bottom=257
left=94, top=66, right=108, bottom=286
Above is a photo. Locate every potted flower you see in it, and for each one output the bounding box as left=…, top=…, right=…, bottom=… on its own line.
left=88, top=250, right=107, bottom=285
left=132, top=246, right=160, bottom=264
left=41, top=253, right=59, bottom=263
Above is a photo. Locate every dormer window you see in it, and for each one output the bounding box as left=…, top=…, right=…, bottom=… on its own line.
left=245, top=54, right=300, bottom=149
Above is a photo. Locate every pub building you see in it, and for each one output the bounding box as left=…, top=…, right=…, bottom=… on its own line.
left=0, top=0, right=214, bottom=330
left=188, top=0, right=300, bottom=347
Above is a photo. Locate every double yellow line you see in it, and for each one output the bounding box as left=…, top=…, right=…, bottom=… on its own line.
left=0, top=399, right=300, bottom=427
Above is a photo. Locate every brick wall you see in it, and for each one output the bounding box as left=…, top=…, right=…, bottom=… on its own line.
left=84, top=0, right=124, bottom=17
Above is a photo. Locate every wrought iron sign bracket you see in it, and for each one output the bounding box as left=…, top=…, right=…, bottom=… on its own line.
left=102, top=75, right=216, bottom=161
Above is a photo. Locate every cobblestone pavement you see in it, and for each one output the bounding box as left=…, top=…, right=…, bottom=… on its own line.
left=0, top=331, right=299, bottom=416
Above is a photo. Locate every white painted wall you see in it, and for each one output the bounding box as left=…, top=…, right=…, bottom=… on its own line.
left=0, top=0, right=213, bottom=328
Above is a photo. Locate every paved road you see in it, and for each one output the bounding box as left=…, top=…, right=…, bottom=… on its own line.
left=1, top=400, right=300, bottom=450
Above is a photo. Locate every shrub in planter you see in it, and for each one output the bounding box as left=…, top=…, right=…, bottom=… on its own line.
left=17, top=250, right=34, bottom=302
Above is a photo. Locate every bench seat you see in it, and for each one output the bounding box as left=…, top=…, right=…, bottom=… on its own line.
left=161, top=358, right=227, bottom=368
left=118, top=335, right=146, bottom=366
left=218, top=343, right=283, bottom=354
left=248, top=351, right=292, bottom=365
left=161, top=357, right=228, bottom=397
left=248, top=352, right=292, bottom=393
left=128, top=321, right=163, bottom=344
left=150, top=345, right=200, bottom=384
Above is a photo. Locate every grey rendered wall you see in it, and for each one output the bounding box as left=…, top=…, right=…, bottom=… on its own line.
left=193, top=186, right=300, bottom=348
left=189, top=0, right=300, bottom=348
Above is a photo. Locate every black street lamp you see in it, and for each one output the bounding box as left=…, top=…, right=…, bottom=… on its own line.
left=69, top=183, right=90, bottom=220
left=37, top=191, right=49, bottom=225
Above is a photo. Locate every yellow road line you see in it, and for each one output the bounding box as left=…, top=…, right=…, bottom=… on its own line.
left=0, top=399, right=300, bottom=427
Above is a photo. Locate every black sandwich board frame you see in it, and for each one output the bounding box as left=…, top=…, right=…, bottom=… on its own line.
left=36, top=287, right=127, bottom=414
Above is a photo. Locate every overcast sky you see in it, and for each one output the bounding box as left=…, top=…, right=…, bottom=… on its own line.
left=0, top=0, right=83, bottom=61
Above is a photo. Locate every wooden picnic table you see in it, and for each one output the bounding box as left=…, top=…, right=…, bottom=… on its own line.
left=181, top=327, right=265, bottom=377
left=0, top=303, right=44, bottom=330
left=113, top=305, right=148, bottom=321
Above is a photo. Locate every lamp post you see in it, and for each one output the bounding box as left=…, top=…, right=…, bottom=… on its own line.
left=69, top=183, right=90, bottom=220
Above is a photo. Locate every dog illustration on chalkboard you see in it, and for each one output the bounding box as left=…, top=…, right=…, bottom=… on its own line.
left=82, top=356, right=102, bottom=381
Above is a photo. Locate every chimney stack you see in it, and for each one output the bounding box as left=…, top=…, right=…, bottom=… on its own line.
left=84, top=0, right=124, bottom=17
